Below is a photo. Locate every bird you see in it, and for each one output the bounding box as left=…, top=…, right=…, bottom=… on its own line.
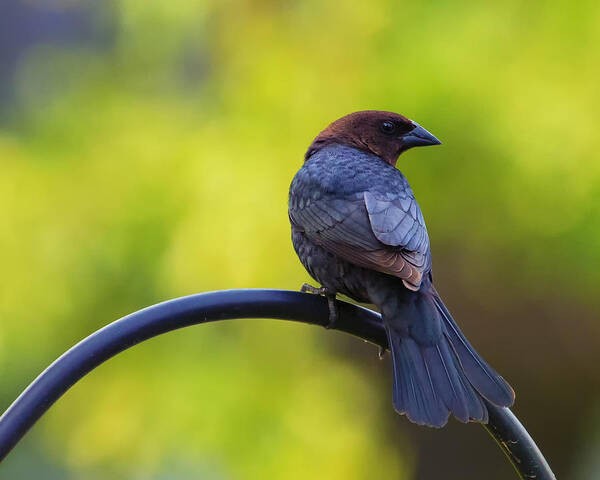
left=288, top=110, right=515, bottom=427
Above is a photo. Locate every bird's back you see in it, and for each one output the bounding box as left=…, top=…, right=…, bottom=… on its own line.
left=291, top=144, right=412, bottom=198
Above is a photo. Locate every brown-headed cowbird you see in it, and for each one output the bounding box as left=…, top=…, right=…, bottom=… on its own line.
left=288, top=111, right=514, bottom=427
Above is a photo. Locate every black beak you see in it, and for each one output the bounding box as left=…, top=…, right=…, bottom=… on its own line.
left=401, top=121, right=442, bottom=148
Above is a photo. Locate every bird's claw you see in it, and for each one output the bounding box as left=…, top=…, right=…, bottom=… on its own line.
left=300, top=283, right=338, bottom=328
left=377, top=346, right=387, bottom=360
left=300, top=283, right=327, bottom=295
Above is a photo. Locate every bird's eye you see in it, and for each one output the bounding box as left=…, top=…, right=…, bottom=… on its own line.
left=380, top=120, right=396, bottom=135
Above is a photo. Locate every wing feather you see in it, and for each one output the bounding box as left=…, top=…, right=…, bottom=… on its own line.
left=289, top=188, right=430, bottom=290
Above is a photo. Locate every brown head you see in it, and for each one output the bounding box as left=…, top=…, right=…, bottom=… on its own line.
left=305, top=110, right=441, bottom=166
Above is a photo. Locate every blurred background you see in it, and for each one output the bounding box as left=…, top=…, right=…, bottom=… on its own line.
left=1, top=0, right=599, bottom=478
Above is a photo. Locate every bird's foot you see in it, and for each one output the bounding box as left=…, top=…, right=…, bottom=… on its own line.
left=300, top=283, right=327, bottom=295
left=377, top=345, right=387, bottom=360
left=300, top=283, right=338, bottom=328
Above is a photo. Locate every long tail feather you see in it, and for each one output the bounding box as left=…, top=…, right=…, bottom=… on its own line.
left=433, top=295, right=515, bottom=407
left=381, top=287, right=513, bottom=427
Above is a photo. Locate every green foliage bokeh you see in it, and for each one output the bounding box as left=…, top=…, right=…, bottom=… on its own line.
left=1, top=0, right=599, bottom=478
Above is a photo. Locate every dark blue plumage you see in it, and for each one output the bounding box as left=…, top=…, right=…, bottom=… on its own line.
left=288, top=111, right=514, bottom=427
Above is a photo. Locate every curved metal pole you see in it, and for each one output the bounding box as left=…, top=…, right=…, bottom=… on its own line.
left=0, top=289, right=555, bottom=479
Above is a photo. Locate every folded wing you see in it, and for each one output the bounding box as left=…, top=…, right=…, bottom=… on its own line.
left=289, top=189, right=430, bottom=290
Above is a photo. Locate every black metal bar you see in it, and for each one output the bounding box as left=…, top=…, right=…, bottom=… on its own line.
left=0, top=289, right=555, bottom=479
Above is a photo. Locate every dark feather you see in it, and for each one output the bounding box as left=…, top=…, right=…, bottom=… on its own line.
left=382, top=286, right=505, bottom=427
left=289, top=189, right=429, bottom=289
left=433, top=295, right=515, bottom=407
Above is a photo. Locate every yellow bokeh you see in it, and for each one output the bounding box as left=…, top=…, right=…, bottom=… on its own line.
left=1, top=1, right=599, bottom=478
